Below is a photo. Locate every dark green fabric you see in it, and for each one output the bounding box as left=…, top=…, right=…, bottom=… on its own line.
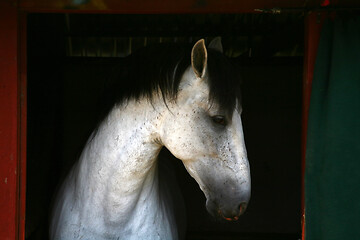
left=305, top=16, right=360, bottom=239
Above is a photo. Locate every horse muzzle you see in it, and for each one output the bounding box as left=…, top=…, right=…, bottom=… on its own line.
left=204, top=178, right=251, bottom=221
left=206, top=193, right=250, bottom=221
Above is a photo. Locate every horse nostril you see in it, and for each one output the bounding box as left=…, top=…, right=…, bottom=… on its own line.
left=238, top=202, right=247, bottom=215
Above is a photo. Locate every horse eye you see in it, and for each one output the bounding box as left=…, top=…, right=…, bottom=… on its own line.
left=211, top=115, right=227, bottom=126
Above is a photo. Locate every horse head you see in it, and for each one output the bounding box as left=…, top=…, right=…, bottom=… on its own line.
left=160, top=39, right=251, bottom=221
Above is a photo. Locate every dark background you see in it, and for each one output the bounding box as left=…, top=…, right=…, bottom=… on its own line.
left=26, top=14, right=303, bottom=239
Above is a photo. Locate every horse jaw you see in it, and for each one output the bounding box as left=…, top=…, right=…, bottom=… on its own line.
left=162, top=105, right=251, bottom=221
left=179, top=110, right=251, bottom=221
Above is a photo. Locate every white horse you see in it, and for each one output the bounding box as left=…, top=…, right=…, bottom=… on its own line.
left=50, top=38, right=251, bottom=240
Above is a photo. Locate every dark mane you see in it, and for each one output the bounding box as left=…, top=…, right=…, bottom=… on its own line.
left=100, top=42, right=242, bottom=119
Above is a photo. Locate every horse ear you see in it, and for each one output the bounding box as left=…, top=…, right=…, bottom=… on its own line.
left=191, top=39, right=208, bottom=78
left=208, top=37, right=223, bottom=53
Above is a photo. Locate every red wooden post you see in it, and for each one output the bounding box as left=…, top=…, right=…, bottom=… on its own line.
left=0, top=1, right=22, bottom=239
left=0, top=1, right=27, bottom=239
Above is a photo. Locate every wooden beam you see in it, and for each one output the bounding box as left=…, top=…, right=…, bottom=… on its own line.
left=19, top=0, right=307, bottom=13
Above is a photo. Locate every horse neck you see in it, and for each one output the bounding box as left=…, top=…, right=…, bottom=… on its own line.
left=76, top=98, right=164, bottom=222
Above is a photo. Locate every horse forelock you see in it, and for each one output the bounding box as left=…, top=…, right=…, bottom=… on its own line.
left=206, top=49, right=242, bottom=116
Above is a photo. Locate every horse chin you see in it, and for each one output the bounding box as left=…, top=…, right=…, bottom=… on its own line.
left=205, top=199, right=216, bottom=215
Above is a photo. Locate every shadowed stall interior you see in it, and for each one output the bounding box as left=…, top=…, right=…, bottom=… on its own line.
left=26, top=14, right=303, bottom=240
